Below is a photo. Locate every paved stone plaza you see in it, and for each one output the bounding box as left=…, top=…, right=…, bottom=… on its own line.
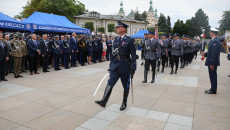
left=0, top=51, right=230, bottom=130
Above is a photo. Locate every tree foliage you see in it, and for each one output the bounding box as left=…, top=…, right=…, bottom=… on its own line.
left=172, top=8, right=210, bottom=38
left=219, top=10, right=230, bottom=33
left=84, top=22, right=94, bottom=32
left=15, top=0, right=86, bottom=22
left=147, top=27, right=155, bottom=33
left=157, top=13, right=167, bottom=33
left=134, top=11, right=142, bottom=21
left=166, top=16, right=171, bottom=34
left=98, top=27, right=105, bottom=33
left=108, top=23, right=115, bottom=33
left=141, top=11, right=148, bottom=22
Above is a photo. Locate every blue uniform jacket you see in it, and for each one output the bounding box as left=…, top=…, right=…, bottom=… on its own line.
left=52, top=40, right=61, bottom=55
left=97, top=38, right=103, bottom=49
left=86, top=40, right=93, bottom=52
left=0, top=40, right=8, bottom=60
left=60, top=39, right=70, bottom=53
left=205, top=37, right=221, bottom=66
left=93, top=40, right=98, bottom=51
left=110, top=35, right=136, bottom=73
left=70, top=37, right=78, bottom=52
left=27, top=39, right=39, bottom=57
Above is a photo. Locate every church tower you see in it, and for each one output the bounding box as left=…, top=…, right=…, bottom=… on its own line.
left=147, top=0, right=158, bottom=27
left=118, top=1, right=125, bottom=17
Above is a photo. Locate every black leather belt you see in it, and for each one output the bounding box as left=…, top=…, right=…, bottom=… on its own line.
left=173, top=49, right=181, bottom=50
left=116, top=55, right=129, bottom=60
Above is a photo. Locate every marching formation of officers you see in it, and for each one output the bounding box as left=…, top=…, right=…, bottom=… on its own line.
left=140, top=32, right=202, bottom=83
left=0, top=31, right=114, bottom=82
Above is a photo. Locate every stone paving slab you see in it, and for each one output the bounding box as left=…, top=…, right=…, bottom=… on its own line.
left=0, top=51, right=230, bottom=130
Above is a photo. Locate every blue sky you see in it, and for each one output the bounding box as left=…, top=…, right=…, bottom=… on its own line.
left=0, top=0, right=229, bottom=28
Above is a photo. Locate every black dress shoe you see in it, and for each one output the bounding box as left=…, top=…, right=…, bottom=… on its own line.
left=204, top=90, right=216, bottom=94
left=15, top=76, right=18, bottom=78
left=120, top=103, right=127, bottom=111
left=47, top=67, right=50, bottom=69
left=1, top=78, right=8, bottom=81
left=174, top=71, right=177, bottom=74
left=57, top=68, right=61, bottom=70
left=170, top=70, right=173, bottom=74
left=18, top=75, right=23, bottom=77
left=228, top=75, right=230, bottom=77
left=142, top=80, right=147, bottom=83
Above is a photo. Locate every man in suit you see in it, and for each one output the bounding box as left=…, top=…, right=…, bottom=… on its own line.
left=95, top=21, right=136, bottom=111
left=3, top=34, right=12, bottom=75
left=60, top=35, right=71, bottom=69
left=27, top=34, right=40, bottom=75
left=40, top=34, right=50, bottom=72
left=70, top=32, right=78, bottom=67
left=204, top=28, right=221, bottom=94
left=171, top=34, right=183, bottom=74
left=0, top=31, right=9, bottom=81
left=143, top=31, right=161, bottom=83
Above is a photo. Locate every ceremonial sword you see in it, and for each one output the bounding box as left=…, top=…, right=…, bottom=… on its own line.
left=94, top=72, right=109, bottom=96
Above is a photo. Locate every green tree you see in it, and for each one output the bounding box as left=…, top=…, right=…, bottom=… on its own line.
left=173, top=19, right=181, bottom=36
left=15, top=0, right=86, bottom=22
left=190, top=8, right=210, bottom=37
left=219, top=10, right=230, bottom=33
left=157, top=13, right=167, bottom=33
left=166, top=16, right=171, bottom=34
left=134, top=11, right=142, bottom=21
left=84, top=22, right=94, bottom=32
left=141, top=11, right=147, bottom=22
left=147, top=27, right=155, bottom=33
left=108, top=23, right=115, bottom=33
left=98, top=27, right=105, bottom=33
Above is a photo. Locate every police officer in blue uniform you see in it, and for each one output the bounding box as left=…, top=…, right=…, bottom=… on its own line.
left=204, top=28, right=221, bottom=94
left=95, top=21, right=136, bottom=111
left=142, top=31, right=161, bottom=83
left=0, top=31, right=9, bottom=81
left=97, top=35, right=103, bottom=62
left=171, top=34, right=183, bottom=74
left=86, top=37, right=93, bottom=64
left=92, top=36, right=98, bottom=63
left=52, top=35, right=61, bottom=71
left=106, top=36, right=113, bottom=61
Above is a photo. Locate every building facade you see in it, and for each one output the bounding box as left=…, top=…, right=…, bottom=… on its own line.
left=74, top=0, right=158, bottom=36
left=74, top=12, right=147, bottom=36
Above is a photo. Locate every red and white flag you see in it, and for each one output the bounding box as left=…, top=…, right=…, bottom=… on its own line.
left=155, top=27, right=158, bottom=39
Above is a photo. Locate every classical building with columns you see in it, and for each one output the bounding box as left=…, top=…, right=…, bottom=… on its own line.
left=74, top=0, right=158, bottom=36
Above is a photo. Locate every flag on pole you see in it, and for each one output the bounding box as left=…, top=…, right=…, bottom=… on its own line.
left=155, top=27, right=158, bottom=39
